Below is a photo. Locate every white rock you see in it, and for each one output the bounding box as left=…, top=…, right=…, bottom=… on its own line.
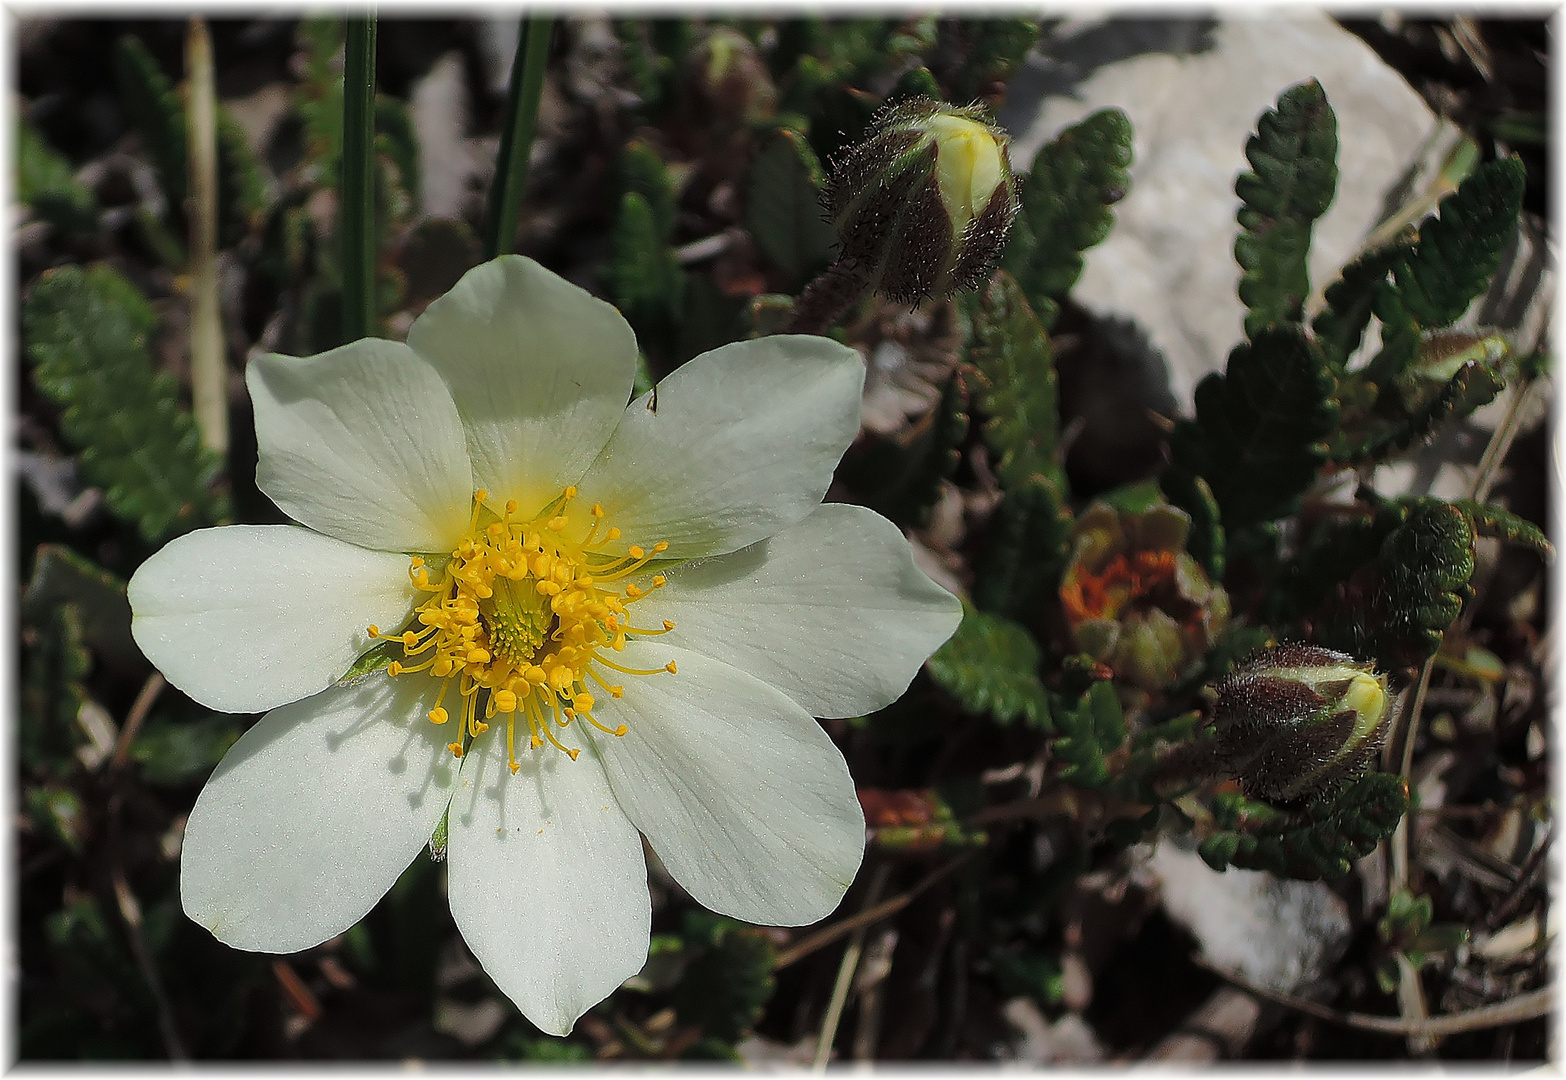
left=1139, top=840, right=1351, bottom=994
left=998, top=14, right=1440, bottom=409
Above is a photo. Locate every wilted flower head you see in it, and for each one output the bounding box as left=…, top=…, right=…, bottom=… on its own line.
left=1211, top=643, right=1394, bottom=802
left=825, top=96, right=1019, bottom=303
left=127, top=255, right=960, bottom=1035
left=1059, top=500, right=1229, bottom=692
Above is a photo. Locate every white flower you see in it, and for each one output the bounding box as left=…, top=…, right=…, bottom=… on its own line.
left=127, top=256, right=961, bottom=1036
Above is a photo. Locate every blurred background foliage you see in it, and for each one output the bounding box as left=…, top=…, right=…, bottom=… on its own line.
left=15, top=14, right=1551, bottom=1062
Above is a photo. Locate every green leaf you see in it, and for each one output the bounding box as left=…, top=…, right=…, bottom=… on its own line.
left=1159, top=470, right=1225, bottom=580
left=24, top=264, right=230, bottom=541
left=129, top=714, right=244, bottom=787
left=1336, top=358, right=1506, bottom=466
left=1053, top=679, right=1126, bottom=790
left=972, top=472, right=1073, bottom=620
left=671, top=912, right=777, bottom=1045
left=1200, top=772, right=1408, bottom=880
left=608, top=191, right=686, bottom=345
left=935, top=19, right=1041, bottom=104
left=17, top=122, right=99, bottom=237
left=1453, top=500, right=1552, bottom=558
left=22, top=545, right=137, bottom=668
left=1003, top=108, right=1132, bottom=329
left=113, top=35, right=188, bottom=221
left=618, top=140, right=679, bottom=242
left=1169, top=324, right=1337, bottom=530
left=853, top=370, right=970, bottom=528
left=1394, top=157, right=1526, bottom=328
left=1312, top=241, right=1410, bottom=370
left=215, top=108, right=268, bottom=247
left=960, top=270, right=1061, bottom=491
left=745, top=128, right=835, bottom=284
left=1233, top=80, right=1338, bottom=337
left=22, top=603, right=90, bottom=778
left=927, top=605, right=1049, bottom=728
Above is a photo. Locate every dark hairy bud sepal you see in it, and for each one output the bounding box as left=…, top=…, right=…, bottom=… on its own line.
left=825, top=96, right=1019, bottom=304
left=1212, top=643, right=1394, bottom=802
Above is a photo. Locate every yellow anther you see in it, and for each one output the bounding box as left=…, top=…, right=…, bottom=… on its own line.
left=575, top=692, right=596, bottom=712
left=625, top=583, right=643, bottom=598
left=629, top=546, right=645, bottom=560
left=474, top=489, right=489, bottom=502
left=665, top=661, right=678, bottom=674
left=663, top=620, right=676, bottom=631
left=547, top=516, right=568, bottom=531
left=591, top=504, right=604, bottom=517
left=494, top=689, right=518, bottom=712
left=652, top=575, right=666, bottom=588
left=411, top=557, right=424, bottom=568
left=366, top=624, right=380, bottom=636
left=505, top=499, right=519, bottom=515
left=448, top=742, right=464, bottom=758
left=652, top=542, right=668, bottom=553
left=387, top=661, right=403, bottom=677
left=509, top=762, right=520, bottom=775
left=402, top=631, right=419, bottom=648
left=564, top=485, right=578, bottom=499
left=429, top=707, right=449, bottom=725
left=606, top=528, right=621, bottom=541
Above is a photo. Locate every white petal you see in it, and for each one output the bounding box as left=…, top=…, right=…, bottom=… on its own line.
left=588, top=643, right=864, bottom=926
left=446, top=725, right=649, bottom=1037
left=181, top=674, right=458, bottom=953
left=645, top=503, right=962, bottom=718
left=249, top=339, right=473, bottom=552
left=406, top=256, right=637, bottom=518
left=129, top=525, right=417, bottom=714
left=574, top=336, right=865, bottom=560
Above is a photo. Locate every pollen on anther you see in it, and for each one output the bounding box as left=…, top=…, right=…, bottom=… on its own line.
left=447, top=742, right=464, bottom=758
left=387, top=662, right=403, bottom=677
left=429, top=707, right=449, bottom=725
left=665, top=661, right=678, bottom=674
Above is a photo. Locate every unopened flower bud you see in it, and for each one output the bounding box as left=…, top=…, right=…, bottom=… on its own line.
left=825, top=97, right=1019, bottom=303
left=1212, top=644, right=1395, bottom=802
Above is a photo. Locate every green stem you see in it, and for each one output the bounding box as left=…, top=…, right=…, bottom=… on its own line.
left=485, top=17, right=554, bottom=259
left=341, top=15, right=378, bottom=342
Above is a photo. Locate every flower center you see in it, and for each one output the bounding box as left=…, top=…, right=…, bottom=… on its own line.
left=367, top=487, right=676, bottom=772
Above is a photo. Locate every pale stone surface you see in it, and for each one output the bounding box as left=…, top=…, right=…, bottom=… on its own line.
left=998, top=14, right=1441, bottom=408
left=1139, top=840, right=1351, bottom=994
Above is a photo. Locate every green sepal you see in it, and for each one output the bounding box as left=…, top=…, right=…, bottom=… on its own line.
left=24, top=264, right=231, bottom=542
left=1234, top=79, right=1338, bottom=337
left=340, top=639, right=400, bottom=682
left=745, top=127, right=835, bottom=284
left=428, top=809, right=449, bottom=862
left=1003, top=108, right=1132, bottom=330
left=926, top=604, right=1049, bottom=728
left=1393, top=156, right=1526, bottom=328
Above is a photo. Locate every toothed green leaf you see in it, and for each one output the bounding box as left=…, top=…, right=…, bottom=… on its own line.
left=1200, top=772, right=1408, bottom=880
left=1394, top=156, right=1526, bottom=328
left=113, top=35, right=188, bottom=218
left=608, top=191, right=686, bottom=346
left=1170, top=324, right=1338, bottom=530
left=1053, top=679, right=1125, bottom=790
left=22, top=603, right=91, bottom=780
left=927, top=605, right=1049, bottom=728
left=671, top=912, right=777, bottom=1046
left=17, top=122, right=99, bottom=237
left=972, top=471, right=1072, bottom=620
left=1234, top=79, right=1338, bottom=337
left=619, top=139, right=679, bottom=241
left=960, top=270, right=1062, bottom=491
left=24, top=264, right=230, bottom=542
left=1312, top=240, right=1410, bottom=370
left=1003, top=108, right=1133, bottom=330
left=745, top=128, right=835, bottom=284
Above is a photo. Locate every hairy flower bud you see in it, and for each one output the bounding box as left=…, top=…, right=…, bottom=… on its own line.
left=825, top=97, right=1019, bottom=303
left=1212, top=644, right=1395, bottom=802
left=1059, top=500, right=1229, bottom=692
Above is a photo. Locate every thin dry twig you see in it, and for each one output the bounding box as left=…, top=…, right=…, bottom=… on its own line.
left=111, top=672, right=166, bottom=772
left=811, top=864, right=891, bottom=1071
left=774, top=850, right=973, bottom=971
left=1194, top=956, right=1552, bottom=1038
